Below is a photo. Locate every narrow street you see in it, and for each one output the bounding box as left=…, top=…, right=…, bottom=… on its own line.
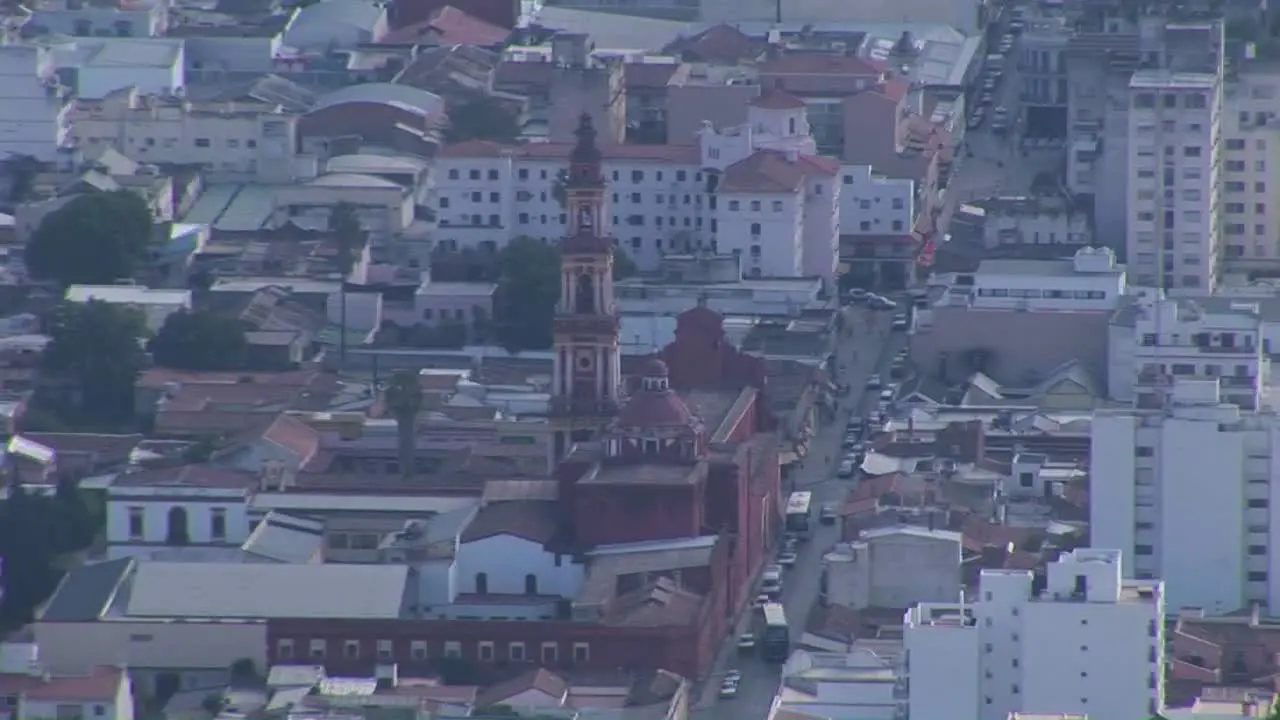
left=693, top=302, right=908, bottom=720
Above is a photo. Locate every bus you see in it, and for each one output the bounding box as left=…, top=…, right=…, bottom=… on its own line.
left=761, top=602, right=790, bottom=662
left=785, top=491, right=813, bottom=540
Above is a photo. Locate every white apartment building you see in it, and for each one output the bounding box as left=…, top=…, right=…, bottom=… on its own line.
left=904, top=549, right=1164, bottom=720
left=68, top=87, right=299, bottom=174
left=433, top=92, right=906, bottom=289
left=929, top=247, right=1126, bottom=315
left=0, top=45, right=72, bottom=162
left=1091, top=378, right=1280, bottom=614
left=1125, top=70, right=1222, bottom=293
left=1220, top=61, right=1280, bottom=273
left=1108, top=295, right=1268, bottom=409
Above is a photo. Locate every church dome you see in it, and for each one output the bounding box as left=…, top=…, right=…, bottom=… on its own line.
left=616, top=357, right=694, bottom=428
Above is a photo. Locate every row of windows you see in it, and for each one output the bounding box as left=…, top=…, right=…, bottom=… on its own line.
left=445, top=167, right=701, bottom=183
left=975, top=288, right=1106, bottom=300
left=276, top=638, right=592, bottom=663
left=1133, top=91, right=1208, bottom=109
left=1226, top=159, right=1268, bottom=173
left=126, top=506, right=221, bottom=543
left=1225, top=203, right=1268, bottom=215
left=1226, top=138, right=1269, bottom=151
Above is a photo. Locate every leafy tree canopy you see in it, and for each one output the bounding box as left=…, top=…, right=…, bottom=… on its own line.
left=492, top=238, right=637, bottom=352
left=328, top=201, right=363, bottom=278
left=42, top=299, right=147, bottom=425
left=444, top=97, right=521, bottom=144
left=25, top=190, right=154, bottom=287
left=149, top=309, right=248, bottom=371
left=0, top=480, right=96, bottom=629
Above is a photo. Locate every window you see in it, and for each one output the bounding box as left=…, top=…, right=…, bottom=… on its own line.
left=411, top=640, right=427, bottom=660
left=309, top=639, right=326, bottom=659
left=210, top=508, right=226, bottom=541
left=750, top=223, right=761, bottom=236
left=772, top=201, right=783, bottom=211
left=1135, top=544, right=1153, bottom=555
left=470, top=191, right=482, bottom=202
left=542, top=642, right=559, bottom=663
left=1135, top=446, right=1154, bottom=457
left=487, top=169, right=498, bottom=180
left=524, top=574, right=538, bottom=595
left=475, top=572, right=489, bottom=594
left=444, top=641, right=462, bottom=658
left=439, top=197, right=450, bottom=209
left=677, top=170, right=687, bottom=181
left=1250, top=571, right=1269, bottom=582
left=1183, top=146, right=1201, bottom=157
left=573, top=642, right=590, bottom=662
left=1228, top=138, right=1247, bottom=150
left=128, top=506, right=144, bottom=540
left=344, top=640, right=360, bottom=659
left=194, top=138, right=211, bottom=148
left=750, top=200, right=761, bottom=211
left=1249, top=499, right=1269, bottom=509
left=729, top=200, right=740, bottom=211
left=478, top=641, right=495, bottom=661
left=448, top=169, right=460, bottom=179
left=166, top=506, right=189, bottom=545
left=1019, top=472, right=1034, bottom=488
left=469, top=169, right=481, bottom=180
left=277, top=638, right=295, bottom=659
left=377, top=639, right=393, bottom=660
left=509, top=642, right=527, bottom=661
left=489, top=192, right=500, bottom=203
left=631, top=170, right=644, bottom=182
left=1249, top=545, right=1268, bottom=555
left=518, top=169, right=529, bottom=180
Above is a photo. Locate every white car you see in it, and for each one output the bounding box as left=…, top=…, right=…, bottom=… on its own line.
left=778, top=551, right=798, bottom=567
left=719, top=681, right=739, bottom=699
left=725, top=670, right=744, bottom=682
left=866, top=374, right=883, bottom=389
left=737, top=634, right=756, bottom=651
left=879, top=387, right=895, bottom=403
left=754, top=593, right=771, bottom=608
left=837, top=459, right=855, bottom=478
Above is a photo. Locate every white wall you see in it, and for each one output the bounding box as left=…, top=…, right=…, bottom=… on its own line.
left=840, top=165, right=914, bottom=236
left=905, top=606, right=981, bottom=720
left=77, top=44, right=184, bottom=99
left=106, top=488, right=252, bottom=559
left=825, top=531, right=961, bottom=609
left=0, top=46, right=68, bottom=162
left=34, top=620, right=266, bottom=674
left=454, top=533, right=585, bottom=599
left=716, top=191, right=802, bottom=279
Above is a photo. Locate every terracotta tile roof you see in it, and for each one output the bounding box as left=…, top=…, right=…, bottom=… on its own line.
left=617, top=360, right=696, bottom=428
left=22, top=432, right=142, bottom=465
left=494, top=60, right=554, bottom=86
left=460, top=500, right=559, bottom=545
left=666, top=24, right=766, bottom=63
left=762, top=52, right=885, bottom=78
left=137, top=368, right=320, bottom=390
left=751, top=87, right=805, bottom=109
left=113, top=464, right=258, bottom=489
left=381, top=5, right=509, bottom=45
left=438, top=141, right=702, bottom=163
left=805, top=602, right=864, bottom=642
left=475, top=669, right=568, bottom=709
left=0, top=666, right=123, bottom=701
left=625, top=61, right=680, bottom=89
left=261, top=413, right=321, bottom=465
left=959, top=517, right=1036, bottom=552
left=602, top=576, right=704, bottom=627
left=720, top=150, right=837, bottom=194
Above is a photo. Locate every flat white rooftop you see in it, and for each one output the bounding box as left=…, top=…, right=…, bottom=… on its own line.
left=65, top=285, right=191, bottom=305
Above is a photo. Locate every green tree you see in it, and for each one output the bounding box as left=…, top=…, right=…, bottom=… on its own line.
left=385, top=371, right=423, bottom=481
left=148, top=309, right=248, bottom=371
left=4, top=153, right=42, bottom=204
left=25, top=191, right=153, bottom=287
left=494, top=237, right=561, bottom=352
left=41, top=300, right=147, bottom=425
left=329, top=202, right=363, bottom=365
left=0, top=478, right=97, bottom=629
left=444, top=97, right=521, bottom=143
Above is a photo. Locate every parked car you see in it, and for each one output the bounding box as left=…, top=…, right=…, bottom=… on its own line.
left=837, top=459, right=856, bottom=478
left=725, top=670, right=743, bottom=683
left=868, top=294, right=897, bottom=310
left=754, top=593, right=771, bottom=608
left=879, top=387, right=895, bottom=403
left=821, top=503, right=839, bottom=524
left=778, top=551, right=798, bottom=567
left=737, top=635, right=756, bottom=652
left=966, top=111, right=985, bottom=130
left=866, top=374, right=883, bottom=389
left=845, top=288, right=869, bottom=302
left=892, top=316, right=910, bottom=331
left=719, top=680, right=739, bottom=699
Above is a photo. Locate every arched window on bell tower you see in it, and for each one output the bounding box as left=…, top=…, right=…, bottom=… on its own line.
left=575, top=273, right=596, bottom=314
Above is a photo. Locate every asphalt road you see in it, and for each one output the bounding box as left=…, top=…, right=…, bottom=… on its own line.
left=693, top=302, right=909, bottom=720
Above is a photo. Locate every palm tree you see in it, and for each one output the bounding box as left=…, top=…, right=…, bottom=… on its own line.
left=386, top=370, right=423, bottom=481
left=328, top=202, right=362, bottom=366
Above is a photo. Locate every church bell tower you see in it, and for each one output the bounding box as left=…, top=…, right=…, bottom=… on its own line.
left=549, top=114, right=622, bottom=464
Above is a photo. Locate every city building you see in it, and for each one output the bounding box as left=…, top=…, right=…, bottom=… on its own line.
left=0, top=663, right=134, bottom=720
left=1108, top=295, right=1269, bottom=409
left=771, top=647, right=903, bottom=720
left=615, top=254, right=827, bottom=318
left=822, top=526, right=963, bottom=611
left=1091, top=378, right=1280, bottom=614
left=434, top=93, right=853, bottom=288
left=51, top=37, right=187, bottom=100
left=1125, top=65, right=1222, bottom=293
left=904, top=549, right=1165, bottom=720
left=1220, top=58, right=1280, bottom=275
left=1069, top=17, right=1224, bottom=254
left=24, top=0, right=169, bottom=38
left=0, top=45, right=73, bottom=162
left=64, top=285, right=191, bottom=333
left=68, top=86, right=300, bottom=175
left=912, top=248, right=1126, bottom=386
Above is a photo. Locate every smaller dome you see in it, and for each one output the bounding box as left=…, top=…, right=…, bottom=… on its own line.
left=641, top=357, right=669, bottom=378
